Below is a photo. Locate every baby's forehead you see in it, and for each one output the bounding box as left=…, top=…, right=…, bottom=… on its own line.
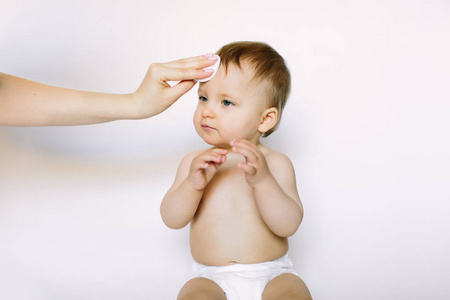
left=220, top=60, right=254, bottom=75
left=199, top=65, right=269, bottom=102
left=218, top=61, right=268, bottom=87
left=202, top=63, right=266, bottom=95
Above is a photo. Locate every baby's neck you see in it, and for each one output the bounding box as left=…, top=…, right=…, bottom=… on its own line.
left=211, top=139, right=262, bottom=150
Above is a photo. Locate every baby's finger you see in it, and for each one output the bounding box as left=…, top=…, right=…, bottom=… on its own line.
left=230, top=139, right=254, bottom=150
left=194, top=160, right=220, bottom=172
left=200, top=152, right=227, bottom=165
left=210, top=148, right=229, bottom=155
left=237, top=162, right=257, bottom=175
left=230, top=138, right=259, bottom=149
left=204, top=162, right=221, bottom=173
left=231, top=143, right=257, bottom=163
left=199, top=149, right=228, bottom=164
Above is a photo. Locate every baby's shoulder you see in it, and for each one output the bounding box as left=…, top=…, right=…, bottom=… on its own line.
left=173, top=149, right=206, bottom=178
left=182, top=149, right=204, bottom=161
left=261, top=146, right=297, bottom=183
left=178, top=147, right=218, bottom=168
left=260, top=145, right=293, bottom=166
left=178, top=149, right=204, bottom=167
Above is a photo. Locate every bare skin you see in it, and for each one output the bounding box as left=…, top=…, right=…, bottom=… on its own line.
left=178, top=278, right=226, bottom=300
left=161, top=60, right=311, bottom=299
left=178, top=274, right=312, bottom=300
left=166, top=143, right=312, bottom=299
left=262, top=273, right=313, bottom=300
left=189, top=145, right=297, bottom=266
left=0, top=54, right=217, bottom=126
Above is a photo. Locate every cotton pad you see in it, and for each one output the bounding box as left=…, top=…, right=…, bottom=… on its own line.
left=196, top=55, right=221, bottom=82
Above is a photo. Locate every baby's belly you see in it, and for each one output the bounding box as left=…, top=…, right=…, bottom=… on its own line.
left=190, top=208, right=288, bottom=266
left=190, top=165, right=288, bottom=266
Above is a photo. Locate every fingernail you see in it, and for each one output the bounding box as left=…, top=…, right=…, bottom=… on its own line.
left=207, top=55, right=218, bottom=60
left=204, top=69, right=214, bottom=73
left=204, top=53, right=214, bottom=57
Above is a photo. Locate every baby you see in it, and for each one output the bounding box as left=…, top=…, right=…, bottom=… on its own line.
left=161, top=41, right=312, bottom=300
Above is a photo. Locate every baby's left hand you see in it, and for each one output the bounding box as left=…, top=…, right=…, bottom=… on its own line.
left=230, top=139, right=273, bottom=187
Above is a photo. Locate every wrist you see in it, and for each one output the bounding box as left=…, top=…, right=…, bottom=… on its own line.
left=128, top=91, right=151, bottom=119
left=183, top=177, right=206, bottom=194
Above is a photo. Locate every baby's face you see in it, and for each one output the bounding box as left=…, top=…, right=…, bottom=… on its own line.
left=194, top=62, right=268, bottom=148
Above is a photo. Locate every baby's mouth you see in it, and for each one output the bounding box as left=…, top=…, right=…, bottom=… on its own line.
left=202, top=124, right=216, bottom=130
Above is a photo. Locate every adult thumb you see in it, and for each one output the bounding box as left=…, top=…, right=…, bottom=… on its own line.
left=165, top=80, right=197, bottom=103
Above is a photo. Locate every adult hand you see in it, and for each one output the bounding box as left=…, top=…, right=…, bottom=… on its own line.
left=0, top=54, right=218, bottom=126
left=132, top=54, right=218, bottom=119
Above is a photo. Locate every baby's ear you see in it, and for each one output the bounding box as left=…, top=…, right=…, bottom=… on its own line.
left=258, top=107, right=279, bottom=134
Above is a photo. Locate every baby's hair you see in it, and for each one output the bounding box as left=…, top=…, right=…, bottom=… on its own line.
left=216, top=41, right=291, bottom=137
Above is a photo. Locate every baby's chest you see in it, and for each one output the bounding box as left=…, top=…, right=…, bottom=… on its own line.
left=200, top=167, right=255, bottom=211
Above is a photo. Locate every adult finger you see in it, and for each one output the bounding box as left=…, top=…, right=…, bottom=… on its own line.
left=163, top=80, right=197, bottom=103
left=161, top=54, right=218, bottom=69
left=160, top=67, right=215, bottom=82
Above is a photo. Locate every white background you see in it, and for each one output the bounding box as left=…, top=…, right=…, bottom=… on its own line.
left=1, top=0, right=449, bottom=299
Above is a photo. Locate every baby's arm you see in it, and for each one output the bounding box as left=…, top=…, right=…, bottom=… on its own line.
left=160, top=148, right=228, bottom=229
left=230, top=139, right=303, bottom=237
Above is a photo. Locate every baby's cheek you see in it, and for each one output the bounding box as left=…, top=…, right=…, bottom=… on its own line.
left=223, top=128, right=243, bottom=141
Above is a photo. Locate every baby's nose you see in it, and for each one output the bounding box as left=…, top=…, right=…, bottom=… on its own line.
left=202, top=105, right=215, bottom=118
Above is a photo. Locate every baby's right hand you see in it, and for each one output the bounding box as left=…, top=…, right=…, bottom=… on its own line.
left=187, top=148, right=228, bottom=191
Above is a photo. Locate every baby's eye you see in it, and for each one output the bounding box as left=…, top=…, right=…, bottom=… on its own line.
left=199, top=96, right=208, bottom=102
left=222, top=100, right=234, bottom=106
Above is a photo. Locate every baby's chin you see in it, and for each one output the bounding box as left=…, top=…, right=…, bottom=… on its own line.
left=202, top=139, right=233, bottom=150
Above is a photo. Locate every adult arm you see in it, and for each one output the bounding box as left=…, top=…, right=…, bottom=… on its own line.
left=0, top=54, right=217, bottom=126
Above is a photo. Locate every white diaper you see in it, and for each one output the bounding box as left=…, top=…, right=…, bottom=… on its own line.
left=192, top=254, right=298, bottom=300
